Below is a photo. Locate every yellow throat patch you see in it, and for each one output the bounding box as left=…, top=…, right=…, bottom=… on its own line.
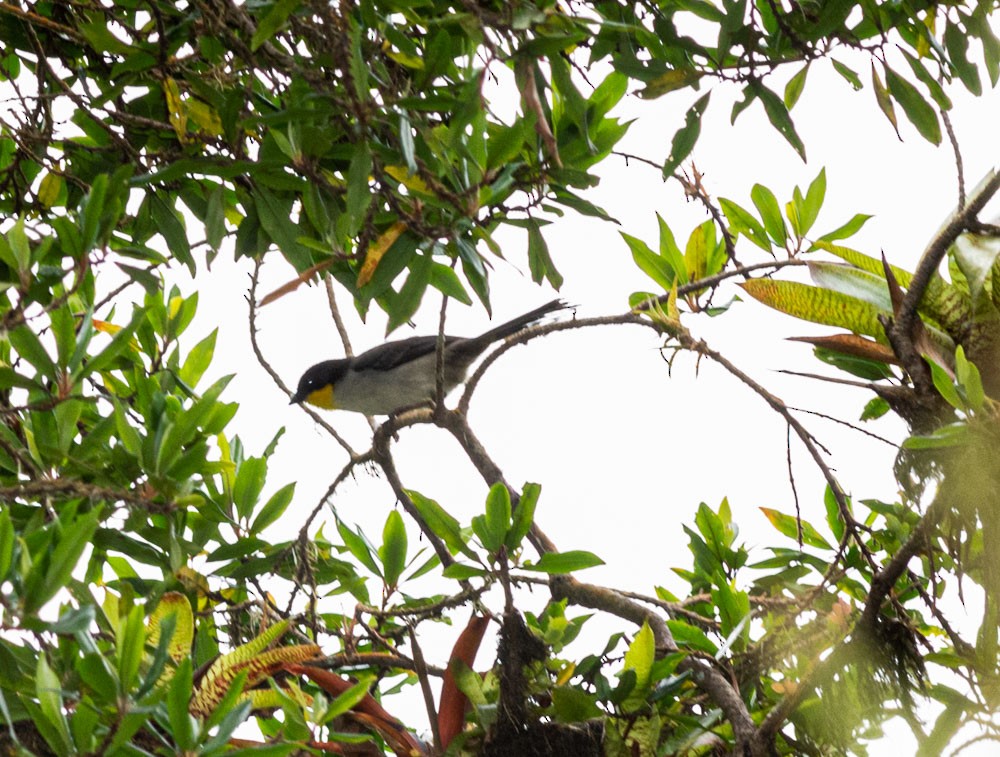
left=305, top=384, right=336, bottom=409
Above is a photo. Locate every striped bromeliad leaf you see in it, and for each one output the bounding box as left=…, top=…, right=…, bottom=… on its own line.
left=810, top=241, right=972, bottom=334
left=740, top=279, right=890, bottom=341
left=189, top=618, right=322, bottom=717
left=147, top=592, right=194, bottom=667
left=742, top=278, right=956, bottom=359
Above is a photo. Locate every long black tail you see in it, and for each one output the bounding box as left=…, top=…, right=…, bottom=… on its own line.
left=474, top=299, right=570, bottom=345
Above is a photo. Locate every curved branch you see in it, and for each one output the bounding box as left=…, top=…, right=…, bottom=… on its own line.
left=889, top=169, right=1000, bottom=392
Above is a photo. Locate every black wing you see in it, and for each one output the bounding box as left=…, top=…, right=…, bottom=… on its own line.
left=352, top=334, right=462, bottom=372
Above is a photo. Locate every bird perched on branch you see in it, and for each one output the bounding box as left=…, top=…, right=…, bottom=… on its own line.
left=290, top=299, right=569, bottom=415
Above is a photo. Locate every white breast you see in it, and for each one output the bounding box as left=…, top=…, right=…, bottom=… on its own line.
left=334, top=352, right=465, bottom=415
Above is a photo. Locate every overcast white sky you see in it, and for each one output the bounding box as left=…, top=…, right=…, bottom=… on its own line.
left=174, top=42, right=1000, bottom=754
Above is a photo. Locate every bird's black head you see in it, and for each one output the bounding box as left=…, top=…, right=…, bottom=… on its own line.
left=290, top=359, right=349, bottom=408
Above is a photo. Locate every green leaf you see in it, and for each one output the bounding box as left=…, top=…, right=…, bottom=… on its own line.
left=944, top=18, right=982, bottom=95
left=380, top=510, right=407, bottom=588
left=81, top=308, right=144, bottom=378
left=487, top=119, right=531, bottom=171
left=407, top=489, right=477, bottom=560
left=621, top=622, right=654, bottom=711
left=507, top=483, right=540, bottom=551
left=552, top=686, right=603, bottom=723
left=815, top=213, right=873, bottom=243
left=684, top=220, right=715, bottom=282
left=759, top=507, right=832, bottom=549
left=179, top=329, right=217, bottom=388
left=168, top=658, right=197, bottom=750
left=527, top=218, right=562, bottom=290
left=799, top=167, right=826, bottom=236
left=622, top=232, right=675, bottom=291
left=954, top=345, right=986, bottom=413
left=386, top=251, right=431, bottom=333
left=441, top=563, right=487, bottom=579
left=30, top=506, right=102, bottom=613
left=150, top=193, right=195, bottom=274
left=528, top=550, right=604, bottom=574
left=871, top=63, right=901, bottom=140
left=926, top=357, right=963, bottom=411
left=205, top=185, right=227, bottom=251
left=751, top=185, right=787, bottom=247
left=233, top=456, right=268, bottom=522
left=345, top=148, right=374, bottom=235
left=884, top=67, right=941, bottom=144
left=719, top=198, right=771, bottom=252
left=428, top=262, right=472, bottom=304
left=900, top=50, right=953, bottom=111
left=36, top=655, right=71, bottom=755
left=813, top=347, right=895, bottom=381
left=336, top=519, right=381, bottom=577
left=666, top=619, right=718, bottom=654
left=712, top=579, right=750, bottom=648
left=251, top=482, right=295, bottom=534
left=484, top=483, right=512, bottom=551
left=860, top=396, right=890, bottom=421
left=79, top=174, right=109, bottom=252
left=0, top=508, right=13, bottom=581
left=967, top=10, right=1000, bottom=87
left=824, top=485, right=847, bottom=542
left=7, top=216, right=31, bottom=272
left=116, top=604, right=146, bottom=691
left=832, top=59, right=863, bottom=90
left=657, top=214, right=688, bottom=284
left=253, top=187, right=312, bottom=270
left=757, top=85, right=806, bottom=160
left=662, top=92, right=711, bottom=178
left=903, top=422, right=969, bottom=450
left=323, top=677, right=375, bottom=722
left=9, top=324, right=56, bottom=378
left=784, top=63, right=810, bottom=109
left=251, top=0, right=302, bottom=51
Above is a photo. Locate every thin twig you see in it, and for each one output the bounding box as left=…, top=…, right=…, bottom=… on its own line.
left=940, top=108, right=965, bottom=208
left=323, top=275, right=354, bottom=357
left=248, top=260, right=357, bottom=456
left=408, top=626, right=443, bottom=753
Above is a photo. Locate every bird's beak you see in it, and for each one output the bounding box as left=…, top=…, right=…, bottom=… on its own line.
left=289, top=391, right=303, bottom=405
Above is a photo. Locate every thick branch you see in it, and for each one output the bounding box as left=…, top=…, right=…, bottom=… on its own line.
left=889, top=169, right=1000, bottom=391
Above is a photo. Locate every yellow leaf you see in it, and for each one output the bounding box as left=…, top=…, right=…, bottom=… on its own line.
left=176, top=566, right=210, bottom=596
left=38, top=172, right=64, bottom=208
left=384, top=47, right=424, bottom=70
left=555, top=662, right=576, bottom=686
left=147, top=592, right=194, bottom=683
left=917, top=12, right=935, bottom=58
left=92, top=319, right=122, bottom=336
left=186, top=99, right=223, bottom=137
left=357, top=221, right=407, bottom=288
left=163, top=77, right=187, bottom=143
left=638, top=68, right=703, bottom=99
left=384, top=165, right=431, bottom=195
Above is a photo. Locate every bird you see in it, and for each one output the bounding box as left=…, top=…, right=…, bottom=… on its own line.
left=290, top=299, right=569, bottom=415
